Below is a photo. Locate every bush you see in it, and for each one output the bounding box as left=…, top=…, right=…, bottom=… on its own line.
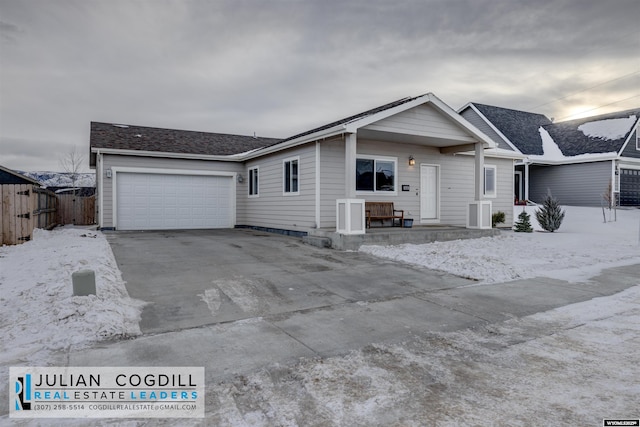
left=492, top=211, right=506, bottom=228
left=535, top=190, right=565, bottom=232
left=513, top=210, right=533, bottom=232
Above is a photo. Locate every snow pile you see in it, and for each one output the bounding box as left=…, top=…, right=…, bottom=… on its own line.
left=361, top=206, right=640, bottom=284
left=578, top=114, right=637, bottom=140
left=208, top=285, right=640, bottom=426
left=0, top=227, right=144, bottom=366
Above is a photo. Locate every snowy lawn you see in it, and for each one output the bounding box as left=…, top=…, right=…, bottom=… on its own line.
left=361, top=206, right=640, bottom=284
left=0, top=227, right=144, bottom=367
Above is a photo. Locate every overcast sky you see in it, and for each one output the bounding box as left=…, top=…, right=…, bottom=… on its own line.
left=1, top=0, right=638, bottom=171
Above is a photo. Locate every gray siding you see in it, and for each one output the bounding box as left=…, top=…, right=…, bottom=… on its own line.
left=620, top=129, right=640, bottom=159
left=460, top=108, right=515, bottom=151
left=529, top=161, right=612, bottom=207
left=99, top=154, right=242, bottom=228
left=353, top=140, right=514, bottom=227
left=364, top=104, right=475, bottom=142
left=240, top=144, right=317, bottom=231
left=319, top=138, right=346, bottom=227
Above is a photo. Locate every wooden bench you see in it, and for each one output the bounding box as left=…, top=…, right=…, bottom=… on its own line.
left=365, top=201, right=404, bottom=228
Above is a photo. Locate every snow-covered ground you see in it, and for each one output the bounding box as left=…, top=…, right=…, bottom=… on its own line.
left=0, top=227, right=143, bottom=367
left=1, top=208, right=638, bottom=425
left=362, top=206, right=640, bottom=284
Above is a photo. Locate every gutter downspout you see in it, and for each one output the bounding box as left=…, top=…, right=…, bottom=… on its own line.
left=97, top=150, right=104, bottom=229
left=315, top=141, right=321, bottom=228
left=524, top=159, right=530, bottom=201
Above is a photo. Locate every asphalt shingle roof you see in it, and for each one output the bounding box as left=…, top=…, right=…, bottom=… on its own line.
left=472, top=103, right=552, bottom=155
left=90, top=122, right=282, bottom=159
left=543, top=108, right=640, bottom=156
left=280, top=96, right=420, bottom=143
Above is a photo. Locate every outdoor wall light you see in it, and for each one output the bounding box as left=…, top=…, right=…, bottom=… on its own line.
left=408, top=155, right=415, bottom=166
left=237, top=174, right=244, bottom=183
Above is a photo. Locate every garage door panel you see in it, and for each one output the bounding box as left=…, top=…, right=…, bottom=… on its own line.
left=117, top=172, right=234, bottom=230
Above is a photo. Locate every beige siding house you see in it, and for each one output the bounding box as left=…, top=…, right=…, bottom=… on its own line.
left=90, top=93, right=521, bottom=235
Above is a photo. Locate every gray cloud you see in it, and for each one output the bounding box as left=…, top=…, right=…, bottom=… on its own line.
left=1, top=0, right=638, bottom=171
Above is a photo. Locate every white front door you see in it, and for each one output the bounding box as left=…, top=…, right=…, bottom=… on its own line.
left=420, top=164, right=439, bottom=222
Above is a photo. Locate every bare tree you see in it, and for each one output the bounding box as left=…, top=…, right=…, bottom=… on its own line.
left=59, top=146, right=85, bottom=225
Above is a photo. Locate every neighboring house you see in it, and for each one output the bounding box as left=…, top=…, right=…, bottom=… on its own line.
left=0, top=165, right=42, bottom=185
left=90, top=93, right=520, bottom=234
left=459, top=103, right=640, bottom=207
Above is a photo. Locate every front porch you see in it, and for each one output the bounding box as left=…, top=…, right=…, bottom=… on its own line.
left=303, top=225, right=500, bottom=251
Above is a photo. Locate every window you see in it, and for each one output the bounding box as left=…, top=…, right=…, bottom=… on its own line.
left=356, top=156, right=396, bottom=193
left=283, top=157, right=299, bottom=195
left=484, top=165, right=497, bottom=198
left=248, top=167, right=259, bottom=197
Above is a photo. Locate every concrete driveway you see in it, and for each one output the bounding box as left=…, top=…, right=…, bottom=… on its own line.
left=70, top=229, right=639, bottom=381
left=104, top=228, right=475, bottom=334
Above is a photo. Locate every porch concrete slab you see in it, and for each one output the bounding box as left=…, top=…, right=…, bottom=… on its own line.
left=269, top=296, right=484, bottom=356
left=415, top=277, right=605, bottom=323
left=68, top=320, right=316, bottom=382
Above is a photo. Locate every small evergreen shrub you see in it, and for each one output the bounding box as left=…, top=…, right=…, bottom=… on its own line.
left=514, top=210, right=533, bottom=232
left=492, top=211, right=506, bottom=228
left=535, top=190, right=565, bottom=232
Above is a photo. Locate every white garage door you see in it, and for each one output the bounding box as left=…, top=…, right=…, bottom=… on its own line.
left=116, top=173, right=234, bottom=230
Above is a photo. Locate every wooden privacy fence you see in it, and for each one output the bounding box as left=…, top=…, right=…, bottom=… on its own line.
left=57, top=194, right=95, bottom=225
left=1, top=184, right=58, bottom=245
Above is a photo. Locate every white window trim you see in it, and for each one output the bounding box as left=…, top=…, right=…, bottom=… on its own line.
left=355, top=154, right=398, bottom=196
left=283, top=156, right=300, bottom=196
left=484, top=164, right=497, bottom=198
left=636, top=129, right=639, bottom=150
left=248, top=166, right=259, bottom=198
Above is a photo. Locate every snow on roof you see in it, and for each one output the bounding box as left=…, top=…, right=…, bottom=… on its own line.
left=578, top=115, right=637, bottom=140
left=528, top=127, right=617, bottom=163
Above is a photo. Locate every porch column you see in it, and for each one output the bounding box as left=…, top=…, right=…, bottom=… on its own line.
left=474, top=142, right=484, bottom=200
left=467, top=142, right=492, bottom=229
left=345, top=133, right=357, bottom=198
left=524, top=161, right=530, bottom=201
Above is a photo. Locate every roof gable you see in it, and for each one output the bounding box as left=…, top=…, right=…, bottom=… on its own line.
left=90, top=122, right=282, bottom=166
left=544, top=108, right=640, bottom=156
left=469, top=103, right=552, bottom=155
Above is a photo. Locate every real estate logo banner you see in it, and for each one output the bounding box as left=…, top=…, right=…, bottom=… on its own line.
left=10, top=366, right=204, bottom=419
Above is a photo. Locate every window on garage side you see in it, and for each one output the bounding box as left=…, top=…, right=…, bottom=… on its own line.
left=484, top=165, right=497, bottom=198
left=283, top=157, right=299, bottom=195
left=356, top=156, right=396, bottom=193
left=248, top=166, right=259, bottom=197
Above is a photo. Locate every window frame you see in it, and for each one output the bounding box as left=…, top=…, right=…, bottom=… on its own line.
left=484, top=164, right=497, bottom=198
left=283, top=156, right=300, bottom=196
left=635, top=129, right=639, bottom=151
left=355, top=154, right=398, bottom=196
left=248, top=166, right=259, bottom=197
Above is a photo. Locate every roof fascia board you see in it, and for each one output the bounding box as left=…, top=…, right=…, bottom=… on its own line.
left=463, top=103, right=521, bottom=153
left=243, top=126, right=347, bottom=160
left=90, top=147, right=246, bottom=162
left=426, top=94, right=496, bottom=149
left=526, top=153, right=618, bottom=165
left=616, top=118, right=640, bottom=155
left=457, top=148, right=526, bottom=160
